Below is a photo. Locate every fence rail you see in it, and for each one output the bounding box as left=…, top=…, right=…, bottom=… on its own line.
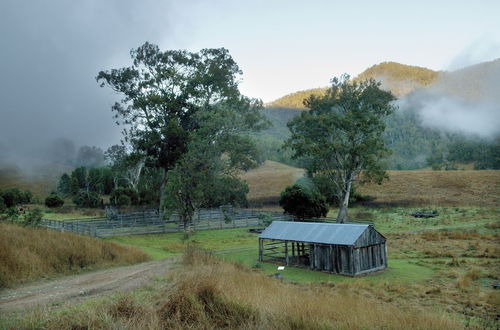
left=41, top=208, right=374, bottom=238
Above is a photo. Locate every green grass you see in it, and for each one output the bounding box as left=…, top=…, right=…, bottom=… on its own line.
left=104, top=205, right=498, bottom=285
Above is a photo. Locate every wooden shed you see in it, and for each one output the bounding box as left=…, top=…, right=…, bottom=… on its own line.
left=259, top=221, right=387, bottom=276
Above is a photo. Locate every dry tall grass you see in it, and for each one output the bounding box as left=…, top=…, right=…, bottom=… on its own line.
left=359, top=170, right=500, bottom=207
left=0, top=223, right=148, bottom=288
left=241, top=163, right=499, bottom=208
left=241, top=160, right=304, bottom=206
left=30, top=247, right=463, bottom=329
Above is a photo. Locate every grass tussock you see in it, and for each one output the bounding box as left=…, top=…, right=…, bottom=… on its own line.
left=0, top=222, right=149, bottom=287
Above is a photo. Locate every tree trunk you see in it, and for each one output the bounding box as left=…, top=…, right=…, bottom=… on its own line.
left=158, top=167, right=167, bottom=218
left=336, top=176, right=352, bottom=223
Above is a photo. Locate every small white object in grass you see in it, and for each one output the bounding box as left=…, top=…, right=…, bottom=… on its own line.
left=277, top=266, right=285, bottom=271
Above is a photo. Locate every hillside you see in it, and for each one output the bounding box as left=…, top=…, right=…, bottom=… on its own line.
left=243, top=161, right=500, bottom=207
left=355, top=61, right=439, bottom=97
left=268, top=61, right=440, bottom=108
left=434, top=58, right=500, bottom=102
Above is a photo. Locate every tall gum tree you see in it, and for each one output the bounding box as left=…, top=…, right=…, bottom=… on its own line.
left=286, top=74, right=396, bottom=223
left=97, top=42, right=266, bottom=215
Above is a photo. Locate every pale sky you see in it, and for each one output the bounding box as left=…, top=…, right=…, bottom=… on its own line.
left=157, top=0, right=500, bottom=102
left=0, top=0, right=499, bottom=152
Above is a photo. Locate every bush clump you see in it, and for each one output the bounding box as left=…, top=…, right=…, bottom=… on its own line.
left=279, top=184, right=328, bottom=220
left=110, top=187, right=139, bottom=206
left=0, top=188, right=32, bottom=207
left=45, top=193, right=65, bottom=208
left=73, top=191, right=101, bottom=208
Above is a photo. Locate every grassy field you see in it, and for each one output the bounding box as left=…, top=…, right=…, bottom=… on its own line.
left=0, top=222, right=149, bottom=288
left=2, top=248, right=464, bottom=330
left=241, top=160, right=304, bottom=206
left=2, top=164, right=499, bottom=327
left=102, top=204, right=499, bottom=326
left=359, top=170, right=500, bottom=207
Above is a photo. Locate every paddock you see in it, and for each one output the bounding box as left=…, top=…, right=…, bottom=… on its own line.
left=259, top=221, right=387, bottom=276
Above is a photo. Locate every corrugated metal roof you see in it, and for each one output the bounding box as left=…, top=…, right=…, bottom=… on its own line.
left=259, top=221, right=369, bottom=245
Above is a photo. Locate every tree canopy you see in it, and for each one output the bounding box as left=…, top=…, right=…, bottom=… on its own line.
left=286, top=74, right=395, bottom=223
left=97, top=42, right=267, bottom=217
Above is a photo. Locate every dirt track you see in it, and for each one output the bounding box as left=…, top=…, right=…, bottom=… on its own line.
left=0, top=258, right=177, bottom=314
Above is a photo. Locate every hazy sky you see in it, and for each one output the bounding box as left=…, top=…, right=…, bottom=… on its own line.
left=0, top=0, right=499, bottom=152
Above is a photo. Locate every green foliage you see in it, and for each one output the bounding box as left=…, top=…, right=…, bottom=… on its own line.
left=97, top=42, right=267, bottom=215
left=44, top=194, right=65, bottom=208
left=6, top=207, right=19, bottom=221
left=22, top=208, right=43, bottom=227
left=57, top=173, right=72, bottom=196
left=200, top=176, right=249, bottom=208
left=110, top=187, right=139, bottom=206
left=0, top=188, right=32, bottom=208
left=279, top=184, right=328, bottom=220
left=0, top=196, right=5, bottom=213
left=72, top=191, right=101, bottom=208
left=116, top=195, right=131, bottom=207
left=286, top=74, right=395, bottom=222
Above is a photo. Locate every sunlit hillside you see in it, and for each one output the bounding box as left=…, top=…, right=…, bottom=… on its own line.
left=240, top=160, right=304, bottom=206
left=243, top=161, right=500, bottom=208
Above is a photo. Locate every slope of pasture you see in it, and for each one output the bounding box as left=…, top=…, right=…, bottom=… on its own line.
left=243, top=162, right=499, bottom=207
left=0, top=164, right=70, bottom=197
left=241, top=160, right=304, bottom=206
left=359, top=170, right=500, bottom=207
left=0, top=223, right=148, bottom=288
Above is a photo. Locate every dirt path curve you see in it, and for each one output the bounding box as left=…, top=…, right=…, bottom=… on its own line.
left=0, top=258, right=177, bottom=314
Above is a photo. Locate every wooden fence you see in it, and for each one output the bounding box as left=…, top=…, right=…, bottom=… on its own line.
left=41, top=208, right=374, bottom=238
left=41, top=209, right=293, bottom=238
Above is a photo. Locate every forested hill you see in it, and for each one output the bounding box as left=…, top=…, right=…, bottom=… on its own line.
left=268, top=62, right=440, bottom=108
left=354, top=62, right=439, bottom=97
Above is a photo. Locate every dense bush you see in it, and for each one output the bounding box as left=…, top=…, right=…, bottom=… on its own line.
left=45, top=194, right=65, bottom=208
left=0, top=188, right=32, bottom=207
left=73, top=191, right=101, bottom=208
left=0, top=196, right=5, bottom=213
left=22, top=208, right=43, bottom=227
left=116, top=195, right=131, bottom=207
left=279, top=184, right=328, bottom=220
left=110, top=187, right=139, bottom=206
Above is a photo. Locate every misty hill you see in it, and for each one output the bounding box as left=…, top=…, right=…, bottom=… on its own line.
left=434, top=58, right=500, bottom=103
left=259, top=59, right=500, bottom=170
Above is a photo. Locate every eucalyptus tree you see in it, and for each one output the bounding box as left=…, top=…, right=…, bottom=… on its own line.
left=97, top=42, right=266, bottom=215
left=286, top=75, right=395, bottom=223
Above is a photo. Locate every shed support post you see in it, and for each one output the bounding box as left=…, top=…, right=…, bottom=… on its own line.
left=285, top=241, right=289, bottom=265
left=259, top=238, right=263, bottom=262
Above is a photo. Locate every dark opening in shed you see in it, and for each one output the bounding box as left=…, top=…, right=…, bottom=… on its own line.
left=259, top=221, right=387, bottom=276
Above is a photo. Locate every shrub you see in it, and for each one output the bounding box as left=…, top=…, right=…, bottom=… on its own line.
left=110, top=188, right=139, bottom=206
left=116, top=195, right=131, bottom=207
left=22, top=208, right=43, bottom=227
left=73, top=191, right=101, bottom=208
left=0, top=188, right=22, bottom=207
left=45, top=194, right=65, bottom=208
left=279, top=184, right=328, bottom=220
left=0, top=196, right=5, bottom=213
